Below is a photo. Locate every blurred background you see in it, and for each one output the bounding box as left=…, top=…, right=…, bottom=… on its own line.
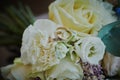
left=0, top=0, right=53, bottom=79
left=0, top=0, right=118, bottom=79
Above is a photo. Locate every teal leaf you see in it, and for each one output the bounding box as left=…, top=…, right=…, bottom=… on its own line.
left=98, top=20, right=120, bottom=56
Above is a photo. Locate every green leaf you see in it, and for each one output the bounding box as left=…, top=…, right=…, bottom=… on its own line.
left=98, top=20, right=120, bottom=57
left=0, top=3, right=35, bottom=46
left=18, top=3, right=35, bottom=24
left=9, top=6, right=30, bottom=27
left=0, top=14, right=23, bottom=34
left=25, top=6, right=35, bottom=23
left=0, top=34, right=21, bottom=45
left=5, top=6, right=26, bottom=30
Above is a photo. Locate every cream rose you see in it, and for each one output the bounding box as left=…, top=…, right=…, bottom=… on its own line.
left=49, top=0, right=116, bottom=35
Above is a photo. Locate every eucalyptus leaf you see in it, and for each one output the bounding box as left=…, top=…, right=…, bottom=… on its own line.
left=98, top=20, right=120, bottom=56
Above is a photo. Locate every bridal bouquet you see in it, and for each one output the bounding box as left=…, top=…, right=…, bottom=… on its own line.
left=1, top=0, right=119, bottom=80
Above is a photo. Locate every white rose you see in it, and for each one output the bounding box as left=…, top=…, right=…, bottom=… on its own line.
left=75, top=36, right=105, bottom=64
left=49, top=0, right=116, bottom=35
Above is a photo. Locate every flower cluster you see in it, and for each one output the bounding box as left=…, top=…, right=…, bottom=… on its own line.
left=1, top=19, right=106, bottom=80
left=1, top=0, right=117, bottom=80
